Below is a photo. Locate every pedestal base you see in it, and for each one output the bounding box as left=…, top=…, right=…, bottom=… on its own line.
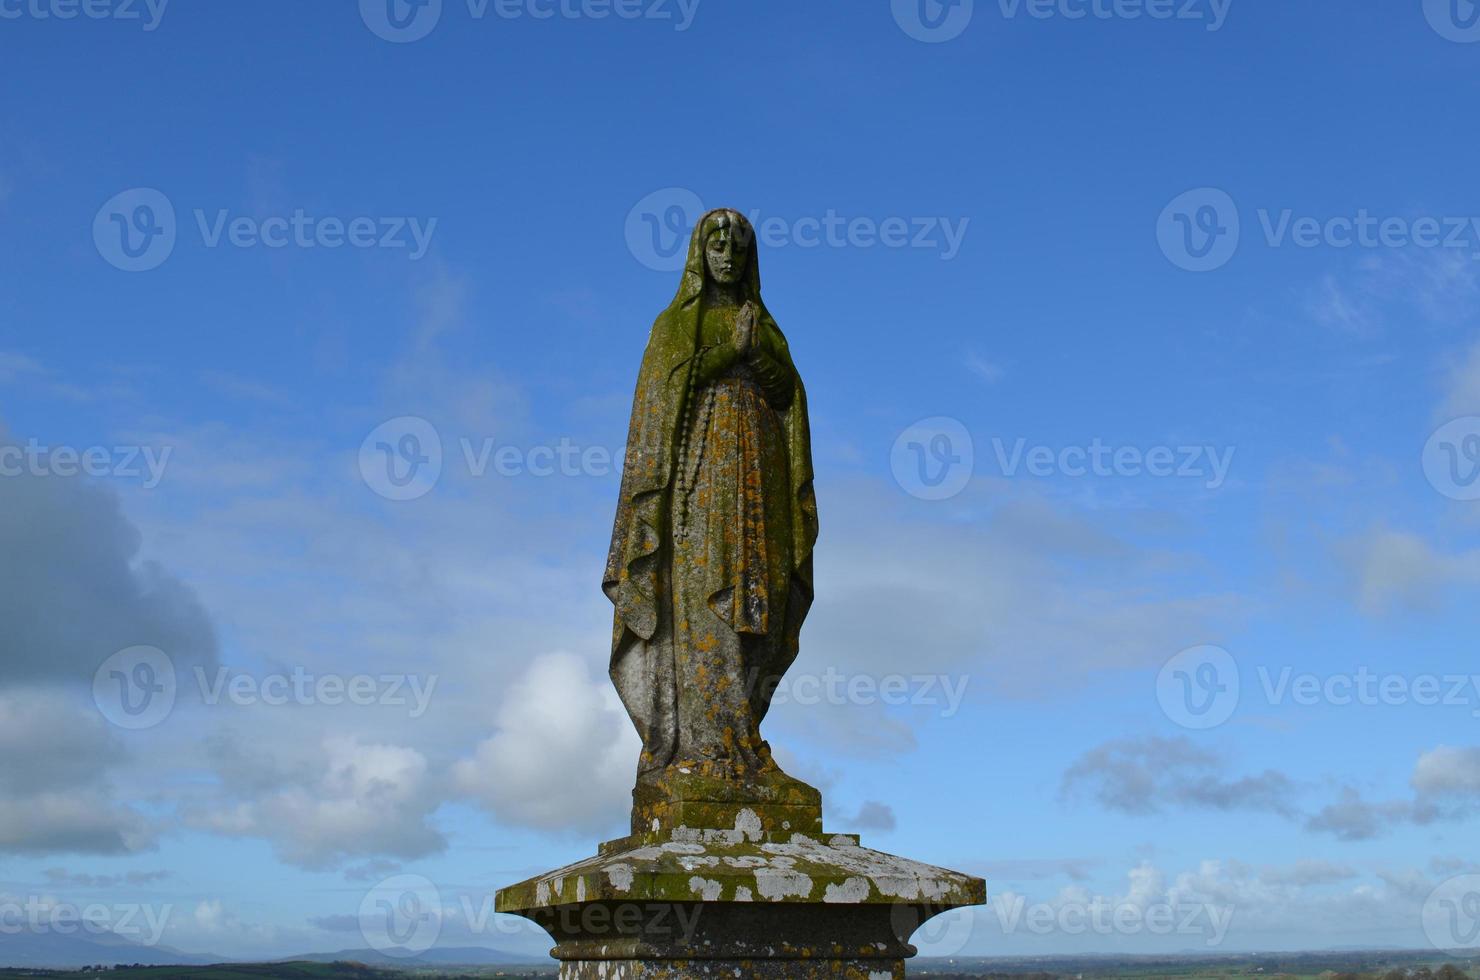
left=559, top=958, right=904, bottom=979
left=496, top=820, right=985, bottom=978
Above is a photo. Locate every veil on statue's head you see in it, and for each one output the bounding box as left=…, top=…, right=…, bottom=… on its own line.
left=672, top=208, right=766, bottom=311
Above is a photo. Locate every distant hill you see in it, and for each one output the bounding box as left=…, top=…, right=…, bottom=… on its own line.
left=0, top=931, right=542, bottom=972
left=0, top=931, right=223, bottom=968
left=0, top=962, right=472, bottom=980
left=280, top=946, right=545, bottom=966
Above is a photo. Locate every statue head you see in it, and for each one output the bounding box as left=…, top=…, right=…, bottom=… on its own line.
left=673, top=208, right=764, bottom=311
left=701, top=210, right=752, bottom=286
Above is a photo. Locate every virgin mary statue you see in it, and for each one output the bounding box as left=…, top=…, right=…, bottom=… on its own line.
left=603, top=208, right=819, bottom=793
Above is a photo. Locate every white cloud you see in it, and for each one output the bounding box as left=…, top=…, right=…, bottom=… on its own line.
left=1437, top=337, right=1480, bottom=421
left=452, top=652, right=638, bottom=835
left=965, top=352, right=1005, bottom=384
left=1339, top=528, right=1480, bottom=615
left=189, top=735, right=446, bottom=870
left=1412, top=745, right=1480, bottom=798
left=974, top=858, right=1443, bottom=954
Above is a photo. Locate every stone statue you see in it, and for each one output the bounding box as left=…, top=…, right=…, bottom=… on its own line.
left=604, top=208, right=820, bottom=829
left=497, top=209, right=984, bottom=979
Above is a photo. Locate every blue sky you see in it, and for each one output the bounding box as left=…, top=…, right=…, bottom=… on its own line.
left=2, top=0, right=1480, bottom=962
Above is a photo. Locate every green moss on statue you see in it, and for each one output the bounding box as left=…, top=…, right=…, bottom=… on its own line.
left=603, top=209, right=820, bottom=816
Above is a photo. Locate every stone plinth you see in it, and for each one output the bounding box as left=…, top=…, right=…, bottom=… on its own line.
left=496, top=817, right=986, bottom=979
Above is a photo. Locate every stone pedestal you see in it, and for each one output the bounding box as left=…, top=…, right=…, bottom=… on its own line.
left=496, top=810, right=986, bottom=979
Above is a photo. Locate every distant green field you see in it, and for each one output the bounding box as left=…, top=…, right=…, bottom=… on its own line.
left=1, top=954, right=1474, bottom=980
left=0, top=963, right=548, bottom=980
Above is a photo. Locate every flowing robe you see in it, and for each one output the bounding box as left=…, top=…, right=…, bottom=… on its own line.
left=602, top=212, right=818, bottom=781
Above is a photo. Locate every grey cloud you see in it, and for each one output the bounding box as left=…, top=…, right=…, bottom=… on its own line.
left=0, top=690, right=154, bottom=856
left=342, top=859, right=403, bottom=882
left=0, top=465, right=216, bottom=684
left=42, top=868, right=171, bottom=887
left=838, top=801, right=896, bottom=832
left=1305, top=788, right=1414, bottom=841
left=1060, top=736, right=1299, bottom=818
left=1251, top=859, right=1359, bottom=887
left=307, top=914, right=361, bottom=934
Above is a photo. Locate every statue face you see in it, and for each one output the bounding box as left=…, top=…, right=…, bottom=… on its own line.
left=704, top=219, right=749, bottom=285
